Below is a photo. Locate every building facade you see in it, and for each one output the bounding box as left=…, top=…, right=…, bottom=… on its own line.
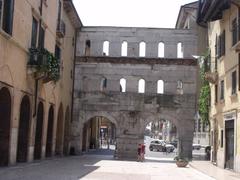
left=198, top=0, right=240, bottom=172
left=0, top=0, right=81, bottom=166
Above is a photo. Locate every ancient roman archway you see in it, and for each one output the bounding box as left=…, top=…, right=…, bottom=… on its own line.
left=81, top=116, right=117, bottom=154
left=0, top=87, right=11, bottom=166
left=17, top=95, right=31, bottom=162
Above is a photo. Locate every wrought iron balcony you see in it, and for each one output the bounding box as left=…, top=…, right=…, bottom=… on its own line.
left=56, top=20, right=66, bottom=38
left=28, top=48, right=60, bottom=82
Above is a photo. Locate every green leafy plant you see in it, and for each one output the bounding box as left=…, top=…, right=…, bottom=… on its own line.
left=198, top=50, right=211, bottom=126
left=29, top=48, right=60, bottom=82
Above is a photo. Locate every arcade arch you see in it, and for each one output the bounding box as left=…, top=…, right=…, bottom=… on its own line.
left=34, top=101, right=44, bottom=160
left=17, top=95, right=31, bottom=162
left=46, top=105, right=54, bottom=157
left=82, top=116, right=117, bottom=154
left=0, top=87, right=11, bottom=166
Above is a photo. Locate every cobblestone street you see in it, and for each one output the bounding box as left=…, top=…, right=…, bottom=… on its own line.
left=0, top=153, right=215, bottom=180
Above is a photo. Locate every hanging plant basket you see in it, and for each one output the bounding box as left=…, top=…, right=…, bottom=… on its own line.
left=176, top=160, right=188, bottom=167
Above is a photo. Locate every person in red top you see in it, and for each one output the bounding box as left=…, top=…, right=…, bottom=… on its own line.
left=141, top=143, right=146, bottom=162
left=137, top=144, right=141, bottom=161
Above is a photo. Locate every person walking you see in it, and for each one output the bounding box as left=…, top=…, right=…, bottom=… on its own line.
left=141, top=143, right=146, bottom=162
left=137, top=144, right=141, bottom=162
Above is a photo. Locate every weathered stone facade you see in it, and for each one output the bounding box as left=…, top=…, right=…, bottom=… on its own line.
left=72, top=27, right=199, bottom=159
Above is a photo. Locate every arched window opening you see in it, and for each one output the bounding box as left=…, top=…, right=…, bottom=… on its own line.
left=85, top=40, right=91, bottom=56
left=158, top=42, right=165, bottom=58
left=103, top=41, right=109, bottom=56
left=157, top=80, right=164, bottom=94
left=177, top=80, right=183, bottom=95
left=121, top=41, right=128, bottom=56
left=138, top=79, right=145, bottom=93
left=101, top=77, right=107, bottom=91
left=139, top=42, right=146, bottom=57
left=120, top=78, right=126, bottom=92
left=177, top=42, right=183, bottom=58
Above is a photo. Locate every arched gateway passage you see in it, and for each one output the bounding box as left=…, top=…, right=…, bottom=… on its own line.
left=17, top=95, right=31, bottom=162
left=82, top=116, right=116, bottom=154
left=0, top=87, right=11, bottom=166
left=145, top=119, right=178, bottom=159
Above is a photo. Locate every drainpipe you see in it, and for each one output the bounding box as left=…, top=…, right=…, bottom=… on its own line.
left=33, top=0, right=43, bottom=117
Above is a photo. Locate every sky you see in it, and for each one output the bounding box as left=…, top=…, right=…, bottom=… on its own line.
left=73, top=0, right=197, bottom=28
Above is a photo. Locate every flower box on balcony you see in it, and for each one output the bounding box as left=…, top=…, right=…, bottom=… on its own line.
left=28, top=48, right=60, bottom=82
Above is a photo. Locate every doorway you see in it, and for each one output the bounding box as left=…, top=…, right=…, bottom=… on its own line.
left=225, top=120, right=234, bottom=169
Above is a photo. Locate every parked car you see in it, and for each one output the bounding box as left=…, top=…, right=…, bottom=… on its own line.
left=149, top=139, right=175, bottom=152
left=192, top=144, right=201, bottom=150
left=169, top=140, right=178, bottom=148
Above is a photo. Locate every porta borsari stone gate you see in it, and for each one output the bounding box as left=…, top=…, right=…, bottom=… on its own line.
left=71, top=27, right=199, bottom=160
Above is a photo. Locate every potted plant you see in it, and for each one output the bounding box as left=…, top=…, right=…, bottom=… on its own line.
left=174, top=156, right=189, bottom=167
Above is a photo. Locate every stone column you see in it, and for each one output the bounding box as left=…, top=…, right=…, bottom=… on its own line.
left=177, top=119, right=194, bottom=160
left=69, top=107, right=84, bottom=155
left=178, top=137, right=193, bottom=160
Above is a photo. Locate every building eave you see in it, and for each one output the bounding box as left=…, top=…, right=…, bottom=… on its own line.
left=63, top=0, right=83, bottom=28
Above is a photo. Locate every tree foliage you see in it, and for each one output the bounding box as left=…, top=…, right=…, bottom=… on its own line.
left=198, top=54, right=210, bottom=126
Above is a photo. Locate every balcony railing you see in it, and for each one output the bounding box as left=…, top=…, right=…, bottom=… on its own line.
left=28, top=48, right=60, bottom=82
left=56, top=20, right=66, bottom=38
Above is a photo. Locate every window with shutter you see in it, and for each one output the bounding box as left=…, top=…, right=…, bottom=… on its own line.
left=222, top=30, right=225, bottom=56
left=38, top=26, right=45, bottom=48
left=55, top=45, right=61, bottom=61
left=0, top=0, right=3, bottom=27
left=220, top=80, right=224, bottom=100
left=2, top=0, right=14, bottom=35
left=215, top=84, right=218, bottom=103
left=232, top=71, right=237, bottom=94
left=232, top=18, right=237, bottom=46
left=31, top=17, right=38, bottom=48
